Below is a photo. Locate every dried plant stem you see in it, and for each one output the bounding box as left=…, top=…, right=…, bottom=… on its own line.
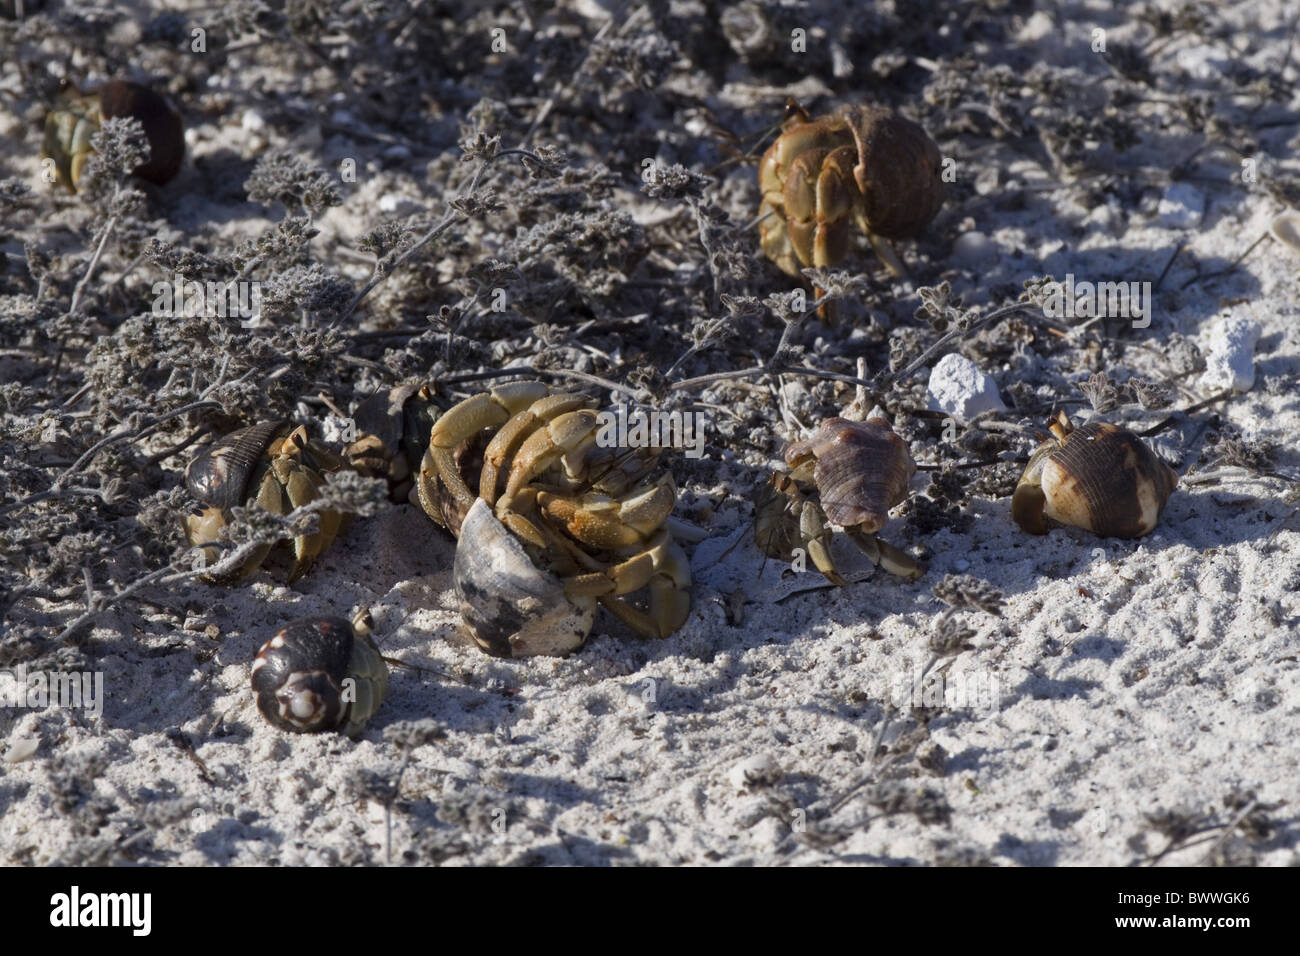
left=68, top=213, right=119, bottom=317
left=1138, top=388, right=1234, bottom=436
left=883, top=302, right=1041, bottom=388
left=341, top=147, right=558, bottom=322
left=52, top=400, right=223, bottom=491
left=1196, top=799, right=1259, bottom=865
left=670, top=364, right=879, bottom=395
left=436, top=366, right=647, bottom=402
left=0, top=486, right=106, bottom=518
left=827, top=652, right=944, bottom=814
left=54, top=540, right=270, bottom=642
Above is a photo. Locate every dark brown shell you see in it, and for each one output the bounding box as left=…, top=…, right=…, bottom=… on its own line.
left=184, top=420, right=283, bottom=509
left=251, top=616, right=389, bottom=736
left=98, top=80, right=184, bottom=185
left=841, top=106, right=946, bottom=239
left=785, top=416, right=915, bottom=531
left=1017, top=421, right=1178, bottom=538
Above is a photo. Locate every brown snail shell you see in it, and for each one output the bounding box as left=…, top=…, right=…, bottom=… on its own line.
left=251, top=615, right=388, bottom=737
left=1011, top=413, right=1178, bottom=538
left=98, top=80, right=185, bottom=186
left=784, top=416, right=916, bottom=531
left=840, top=105, right=946, bottom=240
left=43, top=79, right=184, bottom=191
left=185, top=420, right=284, bottom=510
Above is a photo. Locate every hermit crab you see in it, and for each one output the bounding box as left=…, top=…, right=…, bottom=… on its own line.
left=415, top=381, right=693, bottom=657
left=42, top=79, right=184, bottom=192
left=1011, top=412, right=1178, bottom=538
left=756, top=415, right=923, bottom=584
left=758, top=102, right=945, bottom=302
left=342, top=383, right=445, bottom=504
left=251, top=612, right=388, bottom=737
left=184, top=421, right=347, bottom=583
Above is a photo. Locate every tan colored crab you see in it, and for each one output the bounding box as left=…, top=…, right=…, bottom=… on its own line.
left=756, top=415, right=923, bottom=585
left=1011, top=412, right=1178, bottom=538
left=758, top=102, right=945, bottom=311
left=416, top=382, right=693, bottom=656
left=184, top=421, right=347, bottom=583
left=43, top=79, right=184, bottom=192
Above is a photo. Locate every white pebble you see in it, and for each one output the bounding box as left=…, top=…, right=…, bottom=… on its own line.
left=1175, top=45, right=1228, bottom=80
left=1201, top=316, right=1260, bottom=393
left=927, top=353, right=1006, bottom=422
left=729, top=753, right=782, bottom=791
left=1157, top=183, right=1204, bottom=229
left=378, top=193, right=420, bottom=216
left=4, top=736, right=38, bottom=764
left=951, top=231, right=997, bottom=266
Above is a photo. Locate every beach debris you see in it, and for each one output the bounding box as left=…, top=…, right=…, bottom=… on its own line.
left=1269, top=211, right=1300, bottom=252
left=252, top=613, right=388, bottom=737
left=951, top=230, right=998, bottom=266
left=1201, top=316, right=1261, bottom=394
left=927, top=353, right=1007, bottom=421
left=3, top=735, right=39, bottom=764
left=758, top=101, right=946, bottom=314
left=424, top=383, right=692, bottom=657
left=1012, top=412, right=1178, bottom=538
left=756, top=415, right=923, bottom=585
left=729, top=753, right=783, bottom=791
left=184, top=421, right=348, bottom=582
left=42, top=79, right=184, bottom=192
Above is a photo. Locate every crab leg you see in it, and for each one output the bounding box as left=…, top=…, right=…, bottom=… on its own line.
left=845, top=528, right=923, bottom=582
left=478, top=392, right=590, bottom=505
left=424, top=381, right=550, bottom=509
left=535, top=475, right=676, bottom=551
left=573, top=535, right=692, bottom=639
left=499, top=408, right=601, bottom=509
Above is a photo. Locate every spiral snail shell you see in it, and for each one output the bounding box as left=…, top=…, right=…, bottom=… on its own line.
left=1011, top=412, right=1178, bottom=538
left=251, top=613, right=388, bottom=737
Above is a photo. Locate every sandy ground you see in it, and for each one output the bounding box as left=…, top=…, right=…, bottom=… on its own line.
left=2, top=0, right=1299, bottom=866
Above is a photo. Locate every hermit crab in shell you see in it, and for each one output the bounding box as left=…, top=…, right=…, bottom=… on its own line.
left=758, top=102, right=945, bottom=311
left=251, top=612, right=388, bottom=738
left=341, top=382, right=445, bottom=505
left=756, top=415, right=923, bottom=585
left=414, top=381, right=694, bottom=658
left=42, top=79, right=184, bottom=192
left=1011, top=412, right=1178, bottom=538
left=184, top=421, right=347, bottom=583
